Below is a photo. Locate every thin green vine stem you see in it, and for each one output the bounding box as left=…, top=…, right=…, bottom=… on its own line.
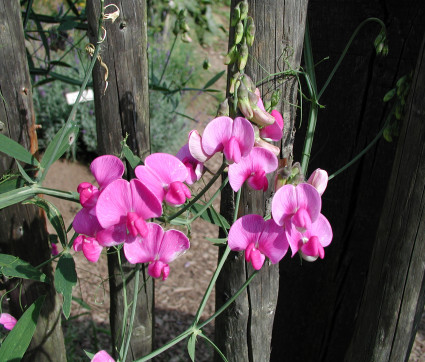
left=158, top=33, right=178, bottom=85
left=165, top=162, right=227, bottom=222
left=117, top=249, right=129, bottom=360
left=121, top=263, right=141, bottom=362
left=198, top=332, right=229, bottom=362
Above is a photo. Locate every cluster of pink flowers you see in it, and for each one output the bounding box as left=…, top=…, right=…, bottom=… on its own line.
left=72, top=89, right=332, bottom=279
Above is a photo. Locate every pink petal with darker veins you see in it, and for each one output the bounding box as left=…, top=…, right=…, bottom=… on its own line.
left=231, top=117, right=255, bottom=159
left=144, top=153, right=188, bottom=185
left=202, top=116, right=233, bottom=156
left=90, top=155, right=124, bottom=189
left=82, top=237, right=103, bottom=263
left=73, top=208, right=101, bottom=237
left=260, top=110, right=284, bottom=142
left=188, top=130, right=209, bottom=163
left=134, top=165, right=165, bottom=203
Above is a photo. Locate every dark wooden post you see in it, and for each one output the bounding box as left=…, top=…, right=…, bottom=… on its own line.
left=0, top=1, right=66, bottom=361
left=86, top=1, right=151, bottom=360
left=272, top=2, right=425, bottom=361
left=215, top=1, right=309, bottom=361
left=344, top=31, right=425, bottom=362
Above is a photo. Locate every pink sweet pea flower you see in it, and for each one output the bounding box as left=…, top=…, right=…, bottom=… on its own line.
left=307, top=168, right=328, bottom=196
left=228, top=147, right=278, bottom=192
left=272, top=183, right=322, bottom=233
left=201, top=116, right=254, bottom=164
left=95, top=179, right=163, bottom=246
left=0, top=313, right=17, bottom=331
left=124, top=223, right=190, bottom=281
left=135, top=153, right=191, bottom=206
left=51, top=243, right=59, bottom=256
left=91, top=350, right=115, bottom=362
left=259, top=110, right=284, bottom=142
left=188, top=130, right=210, bottom=163
left=228, top=214, right=289, bottom=270
left=73, top=235, right=104, bottom=263
left=286, top=214, right=333, bottom=261
left=176, top=143, right=204, bottom=185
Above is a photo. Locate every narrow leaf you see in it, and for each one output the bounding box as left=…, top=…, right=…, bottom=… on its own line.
left=40, top=123, right=79, bottom=173
left=0, top=296, right=45, bottom=361
left=0, top=134, right=40, bottom=166
left=0, top=254, right=48, bottom=283
left=202, top=70, right=225, bottom=90
left=58, top=20, right=79, bottom=31
left=84, top=350, right=96, bottom=359
left=0, top=176, right=25, bottom=194
left=0, top=186, right=34, bottom=210
left=23, top=196, right=67, bottom=247
left=187, top=334, right=197, bottom=362
left=72, top=296, right=92, bottom=311
left=206, top=237, right=228, bottom=245
left=54, top=253, right=77, bottom=319
left=190, top=203, right=230, bottom=229
left=16, top=161, right=35, bottom=184
left=121, top=139, right=142, bottom=169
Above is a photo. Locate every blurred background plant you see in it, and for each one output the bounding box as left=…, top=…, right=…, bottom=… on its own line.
left=23, top=0, right=228, bottom=160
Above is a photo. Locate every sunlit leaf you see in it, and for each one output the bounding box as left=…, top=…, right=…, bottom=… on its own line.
left=0, top=254, right=48, bottom=283
left=0, top=134, right=40, bottom=167
left=55, top=253, right=77, bottom=319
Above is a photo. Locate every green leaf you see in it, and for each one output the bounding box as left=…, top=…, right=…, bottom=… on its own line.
left=0, top=134, right=40, bottom=167
left=54, top=253, right=77, bottom=319
left=0, top=186, right=34, bottom=210
left=0, top=253, right=48, bottom=283
left=0, top=295, right=45, bottom=361
left=23, top=196, right=67, bottom=247
left=202, top=70, right=225, bottom=90
left=170, top=217, right=189, bottom=226
left=40, top=123, right=79, bottom=174
left=0, top=175, right=25, bottom=194
left=49, top=60, right=74, bottom=69
left=187, top=333, right=197, bottom=362
left=72, top=296, right=91, bottom=311
left=190, top=203, right=230, bottom=229
left=58, top=20, right=79, bottom=31
left=206, top=237, right=228, bottom=245
left=16, top=161, right=35, bottom=184
left=383, top=88, right=396, bottom=102
left=121, top=139, right=142, bottom=169
left=84, top=350, right=96, bottom=359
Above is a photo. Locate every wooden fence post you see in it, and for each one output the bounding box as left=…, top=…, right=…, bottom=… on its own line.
left=215, top=1, right=309, bottom=361
left=0, top=1, right=66, bottom=361
left=86, top=1, right=151, bottom=360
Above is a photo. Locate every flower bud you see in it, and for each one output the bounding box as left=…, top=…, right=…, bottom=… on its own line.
left=237, top=81, right=253, bottom=119
left=203, top=58, right=211, bottom=70
left=240, top=1, right=249, bottom=21
left=248, top=91, right=275, bottom=126
left=231, top=3, right=241, bottom=26
left=238, top=42, right=249, bottom=71
left=217, top=99, right=230, bottom=117
left=241, top=74, right=255, bottom=92
left=307, top=168, right=328, bottom=195
left=246, top=17, right=255, bottom=46
left=225, top=44, right=238, bottom=65
left=235, top=21, right=244, bottom=45
left=229, top=75, right=240, bottom=94
left=181, top=32, right=192, bottom=43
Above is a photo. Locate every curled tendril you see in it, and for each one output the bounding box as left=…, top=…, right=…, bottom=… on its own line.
left=85, top=43, right=109, bottom=94
left=103, top=4, right=120, bottom=23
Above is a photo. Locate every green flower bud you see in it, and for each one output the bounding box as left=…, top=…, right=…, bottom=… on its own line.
left=231, top=3, right=241, bottom=26
left=225, top=44, right=238, bottom=65
left=234, top=21, right=244, bottom=45
left=240, top=1, right=249, bottom=21
left=217, top=99, right=230, bottom=117
left=229, top=73, right=241, bottom=94
left=181, top=32, right=192, bottom=43
left=238, top=42, right=249, bottom=71
left=241, top=74, right=255, bottom=92
left=237, top=81, right=253, bottom=119
left=271, top=89, right=282, bottom=108
left=203, top=58, right=211, bottom=70
left=246, top=17, right=255, bottom=46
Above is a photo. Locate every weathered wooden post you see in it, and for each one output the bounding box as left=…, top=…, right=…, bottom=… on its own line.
left=344, top=31, right=425, bottom=362
left=86, top=1, right=152, bottom=360
left=0, top=1, right=66, bottom=361
left=215, top=1, right=309, bottom=361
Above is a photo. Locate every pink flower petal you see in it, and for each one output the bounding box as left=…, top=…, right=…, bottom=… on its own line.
left=158, top=227, right=190, bottom=263
left=307, top=168, right=328, bottom=196
left=260, top=111, right=284, bottom=142
left=0, top=313, right=17, bottom=331
left=124, top=236, right=148, bottom=264
left=91, top=350, right=115, bottom=362
left=201, top=116, right=233, bottom=156
left=164, top=181, right=191, bottom=206
left=96, top=224, right=127, bottom=247
left=90, top=155, right=124, bottom=189
left=134, top=165, right=165, bottom=203
left=73, top=208, right=101, bottom=237
left=231, top=117, right=255, bottom=159
left=310, top=213, right=333, bottom=247
left=82, top=237, right=103, bottom=263
left=188, top=130, right=209, bottom=163
left=144, top=153, right=188, bottom=185
left=228, top=214, right=265, bottom=251
left=223, top=136, right=242, bottom=164
left=129, top=179, right=163, bottom=219
left=148, top=260, right=170, bottom=280
left=176, top=143, right=204, bottom=184
left=257, top=219, right=289, bottom=264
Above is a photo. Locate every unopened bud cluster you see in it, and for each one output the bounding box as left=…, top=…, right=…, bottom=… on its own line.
left=173, top=10, right=192, bottom=43
left=225, top=0, right=255, bottom=72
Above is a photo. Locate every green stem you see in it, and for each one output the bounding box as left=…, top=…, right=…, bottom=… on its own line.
left=122, top=264, right=141, bottom=362
left=158, top=34, right=178, bottom=85
left=117, top=250, right=129, bottom=359
left=35, top=250, right=64, bottom=269
left=198, top=332, right=228, bottom=362
left=34, top=186, right=80, bottom=202
left=165, top=162, right=227, bottom=222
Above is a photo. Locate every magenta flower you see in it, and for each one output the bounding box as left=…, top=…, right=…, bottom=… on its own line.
left=188, top=130, right=210, bottom=163
left=285, top=214, right=333, bottom=261
left=307, top=168, right=328, bottom=196
left=200, top=116, right=254, bottom=164
left=95, top=179, right=163, bottom=247
left=0, top=313, right=17, bottom=331
left=73, top=235, right=104, bottom=263
left=228, top=215, right=289, bottom=270
left=91, top=350, right=115, bottom=362
left=176, top=143, right=204, bottom=185
left=259, top=110, right=284, bottom=142
left=228, top=147, right=278, bottom=192
left=51, top=243, right=59, bottom=256
left=135, top=153, right=191, bottom=206
left=272, top=183, right=322, bottom=233
left=124, top=223, right=190, bottom=281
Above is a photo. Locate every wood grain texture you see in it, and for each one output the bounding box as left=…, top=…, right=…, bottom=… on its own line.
left=345, top=31, right=425, bottom=362
left=272, top=1, right=425, bottom=361
left=0, top=1, right=66, bottom=361
left=215, top=1, right=308, bottom=361
left=86, top=1, right=152, bottom=359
